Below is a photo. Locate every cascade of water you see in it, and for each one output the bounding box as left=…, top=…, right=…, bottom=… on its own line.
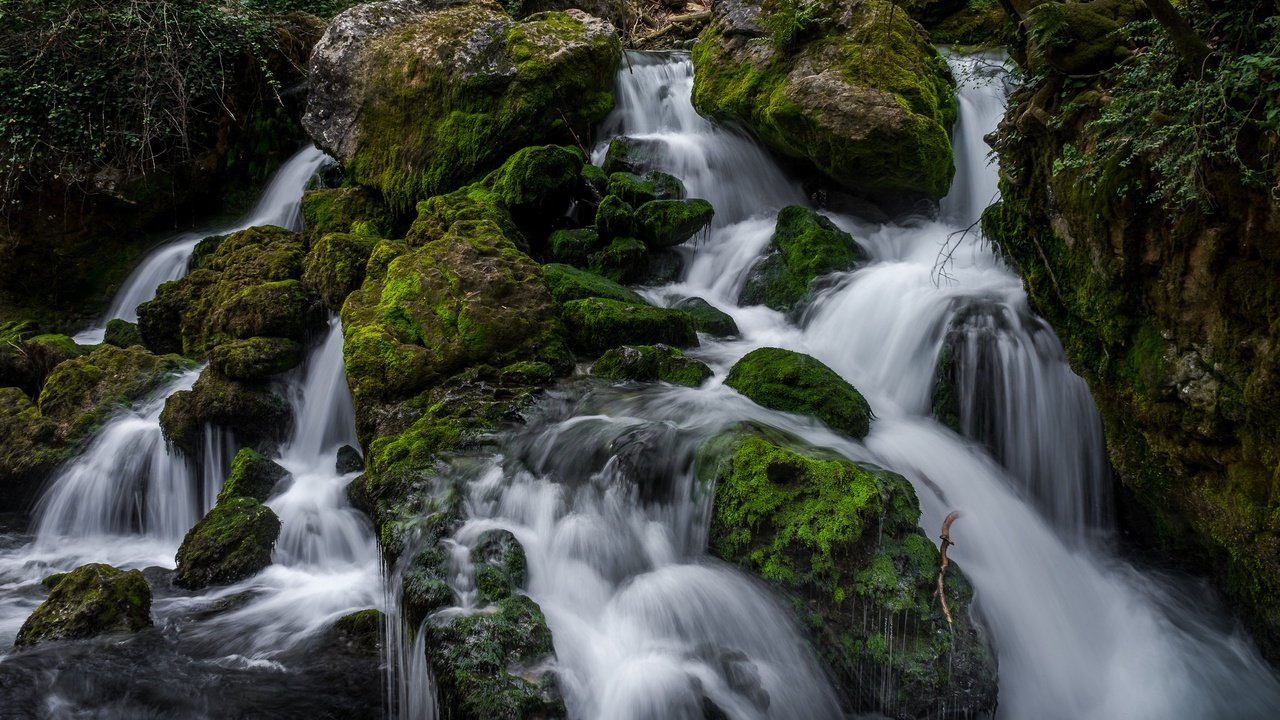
left=73, top=145, right=331, bottom=344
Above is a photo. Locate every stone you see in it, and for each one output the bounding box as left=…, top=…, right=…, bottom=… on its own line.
left=15, top=563, right=152, bottom=647
left=174, top=496, right=281, bottom=589
left=592, top=344, right=713, bottom=387
left=725, top=346, right=872, bottom=438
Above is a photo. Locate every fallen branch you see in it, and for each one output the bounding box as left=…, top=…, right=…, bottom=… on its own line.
left=934, top=510, right=960, bottom=628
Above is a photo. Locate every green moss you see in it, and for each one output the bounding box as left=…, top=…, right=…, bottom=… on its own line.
left=15, top=563, right=152, bottom=647
left=103, top=319, right=143, bottom=348
left=300, top=186, right=393, bottom=238
left=547, top=228, right=603, bottom=266
left=739, top=205, right=866, bottom=313
left=483, top=144, right=583, bottom=219
left=541, top=263, right=646, bottom=305
left=174, top=496, right=281, bottom=589
left=406, top=185, right=523, bottom=249
left=605, top=171, right=686, bottom=206
left=343, top=6, right=620, bottom=210
left=159, top=370, right=291, bottom=456
left=559, top=297, right=698, bottom=355
left=674, top=297, right=740, bottom=338
left=332, top=608, right=384, bottom=656
left=471, top=529, right=528, bottom=604
left=594, top=194, right=635, bottom=239
left=601, top=136, right=656, bottom=175
left=632, top=199, right=714, bottom=249
left=592, top=344, right=713, bottom=387
left=207, top=336, right=303, bottom=380
left=303, top=232, right=382, bottom=310
left=691, top=0, right=957, bottom=199
left=0, top=387, right=67, bottom=511
left=218, top=447, right=288, bottom=504
left=38, top=344, right=192, bottom=439
left=1024, top=0, right=1136, bottom=76
left=588, top=236, right=648, bottom=283
left=726, top=347, right=873, bottom=438
left=581, top=163, right=608, bottom=195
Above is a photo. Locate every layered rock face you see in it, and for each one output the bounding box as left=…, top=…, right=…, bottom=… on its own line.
left=304, top=0, right=622, bottom=210
left=985, top=0, right=1280, bottom=661
left=691, top=0, right=957, bottom=203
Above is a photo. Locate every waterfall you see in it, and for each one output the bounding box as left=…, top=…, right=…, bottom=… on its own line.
left=73, top=145, right=330, bottom=344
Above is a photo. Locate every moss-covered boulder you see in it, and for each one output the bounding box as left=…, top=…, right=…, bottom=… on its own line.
left=725, top=347, right=872, bottom=438
left=174, top=496, right=281, bottom=589
left=159, top=370, right=292, bottom=456
left=674, top=296, right=740, bottom=337
left=208, top=336, right=304, bottom=381
left=699, top=427, right=997, bottom=717
left=601, top=136, right=661, bottom=175
left=218, top=448, right=289, bottom=503
left=103, top=319, right=143, bottom=348
left=14, top=563, right=152, bottom=648
left=633, top=198, right=715, bottom=249
left=739, top=205, right=866, bottom=313
left=560, top=298, right=698, bottom=355
left=594, top=194, right=635, bottom=239
left=0, top=327, right=90, bottom=397
left=692, top=0, right=957, bottom=201
left=427, top=593, right=563, bottom=718
left=342, top=215, right=571, bottom=408
left=137, top=225, right=323, bottom=358
left=303, top=232, right=382, bottom=310
left=592, top=344, right=713, bottom=387
left=483, top=144, right=584, bottom=229
left=38, top=344, right=192, bottom=440
left=331, top=608, right=384, bottom=656
left=1023, top=0, right=1141, bottom=76
left=301, top=185, right=394, bottom=238
left=547, top=227, right=605, bottom=266
left=0, top=387, right=66, bottom=512
left=304, top=1, right=621, bottom=210
left=588, top=235, right=649, bottom=283
left=542, top=263, right=646, bottom=305
left=606, top=170, right=687, bottom=206
left=471, top=529, right=528, bottom=604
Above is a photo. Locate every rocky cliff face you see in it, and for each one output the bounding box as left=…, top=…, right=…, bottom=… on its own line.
left=984, top=0, right=1280, bottom=661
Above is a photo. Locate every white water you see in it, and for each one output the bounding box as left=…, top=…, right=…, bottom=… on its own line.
left=73, top=145, right=330, bottom=344
left=398, top=50, right=1280, bottom=719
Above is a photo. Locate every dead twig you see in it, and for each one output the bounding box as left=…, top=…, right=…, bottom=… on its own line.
left=934, top=510, right=960, bottom=628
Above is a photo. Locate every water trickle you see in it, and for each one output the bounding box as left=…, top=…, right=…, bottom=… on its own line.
left=73, top=145, right=331, bottom=344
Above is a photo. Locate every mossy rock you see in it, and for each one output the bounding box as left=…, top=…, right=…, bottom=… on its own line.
left=301, top=186, right=393, bottom=238
left=336, top=444, right=364, bottom=474
left=174, top=496, right=281, bottom=589
left=547, top=227, right=604, bottom=266
left=303, top=232, right=382, bottom=310
left=560, top=297, right=698, bottom=355
left=304, top=3, right=622, bottom=210
left=38, top=344, right=192, bottom=440
left=592, top=344, right=713, bottom=387
left=217, top=447, right=289, bottom=504
left=588, top=235, right=649, bottom=283
left=137, top=226, right=323, bottom=358
left=159, top=370, right=292, bottom=456
left=601, top=136, right=660, bottom=175
left=208, top=336, right=304, bottom=381
left=1024, top=0, right=1140, bottom=76
left=725, top=347, right=872, bottom=438
left=606, top=170, right=686, bottom=207
left=341, top=216, right=572, bottom=405
left=103, top=319, right=143, bottom=348
left=674, top=296, right=739, bottom=337
left=581, top=163, right=609, bottom=195
left=594, top=194, right=635, bottom=239
left=542, top=263, right=646, bottom=305
left=633, top=198, right=715, bottom=249
left=406, top=183, right=525, bottom=250
left=699, top=427, right=997, bottom=716
left=692, top=0, right=957, bottom=201
left=483, top=144, right=583, bottom=226
left=0, top=330, right=90, bottom=397
left=739, top=205, right=866, bottom=313
left=471, top=529, right=528, bottom=604
left=331, top=608, right=384, bottom=656
left=0, top=389, right=65, bottom=512
left=427, top=593, right=563, bottom=719
left=14, top=563, right=152, bottom=647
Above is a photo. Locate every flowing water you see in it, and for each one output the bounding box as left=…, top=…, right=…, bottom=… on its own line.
left=393, top=50, right=1280, bottom=719
left=72, top=145, right=331, bottom=345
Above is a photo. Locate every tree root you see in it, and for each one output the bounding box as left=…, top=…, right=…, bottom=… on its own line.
left=934, top=510, right=961, bottom=628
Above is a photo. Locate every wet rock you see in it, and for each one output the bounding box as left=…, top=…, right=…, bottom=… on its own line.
left=301, top=185, right=394, bottom=238
left=0, top=326, right=90, bottom=398
left=304, top=1, right=621, bottom=210
left=331, top=608, right=384, bottom=656
left=336, top=444, right=365, bottom=474
left=208, top=336, right=304, bottom=381
left=174, top=496, right=281, bottom=589
left=594, top=194, right=636, bottom=239
left=303, top=232, right=382, bottom=311
left=698, top=427, right=997, bottom=717
left=675, top=296, right=739, bottom=338
left=609, top=421, right=684, bottom=502
left=548, top=227, right=604, bottom=267
left=543, top=263, right=647, bottom=305
left=592, top=344, right=713, bottom=387
left=606, top=170, right=687, bottom=207
left=589, top=235, right=649, bottom=283
left=601, top=136, right=663, bottom=175
left=471, top=529, right=528, bottom=603
left=484, top=144, right=584, bottom=233
left=38, top=344, right=192, bottom=441
left=693, top=0, right=957, bottom=201
left=725, top=346, right=872, bottom=438
left=15, top=563, right=152, bottom=647
left=218, top=448, right=289, bottom=504
left=738, top=205, right=866, bottom=314
left=159, top=369, right=291, bottom=456
left=560, top=297, right=698, bottom=355
left=633, top=198, right=715, bottom=249
left=103, top=319, right=143, bottom=348
left=644, top=248, right=686, bottom=285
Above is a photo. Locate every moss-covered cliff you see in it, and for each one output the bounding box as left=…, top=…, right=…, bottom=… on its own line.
left=985, top=0, right=1280, bottom=661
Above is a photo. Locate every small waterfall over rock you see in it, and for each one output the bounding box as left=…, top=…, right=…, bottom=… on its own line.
left=73, top=145, right=330, bottom=344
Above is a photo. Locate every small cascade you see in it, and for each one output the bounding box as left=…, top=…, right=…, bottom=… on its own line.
left=73, top=145, right=330, bottom=344
left=32, top=369, right=202, bottom=546
left=199, top=424, right=237, bottom=514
